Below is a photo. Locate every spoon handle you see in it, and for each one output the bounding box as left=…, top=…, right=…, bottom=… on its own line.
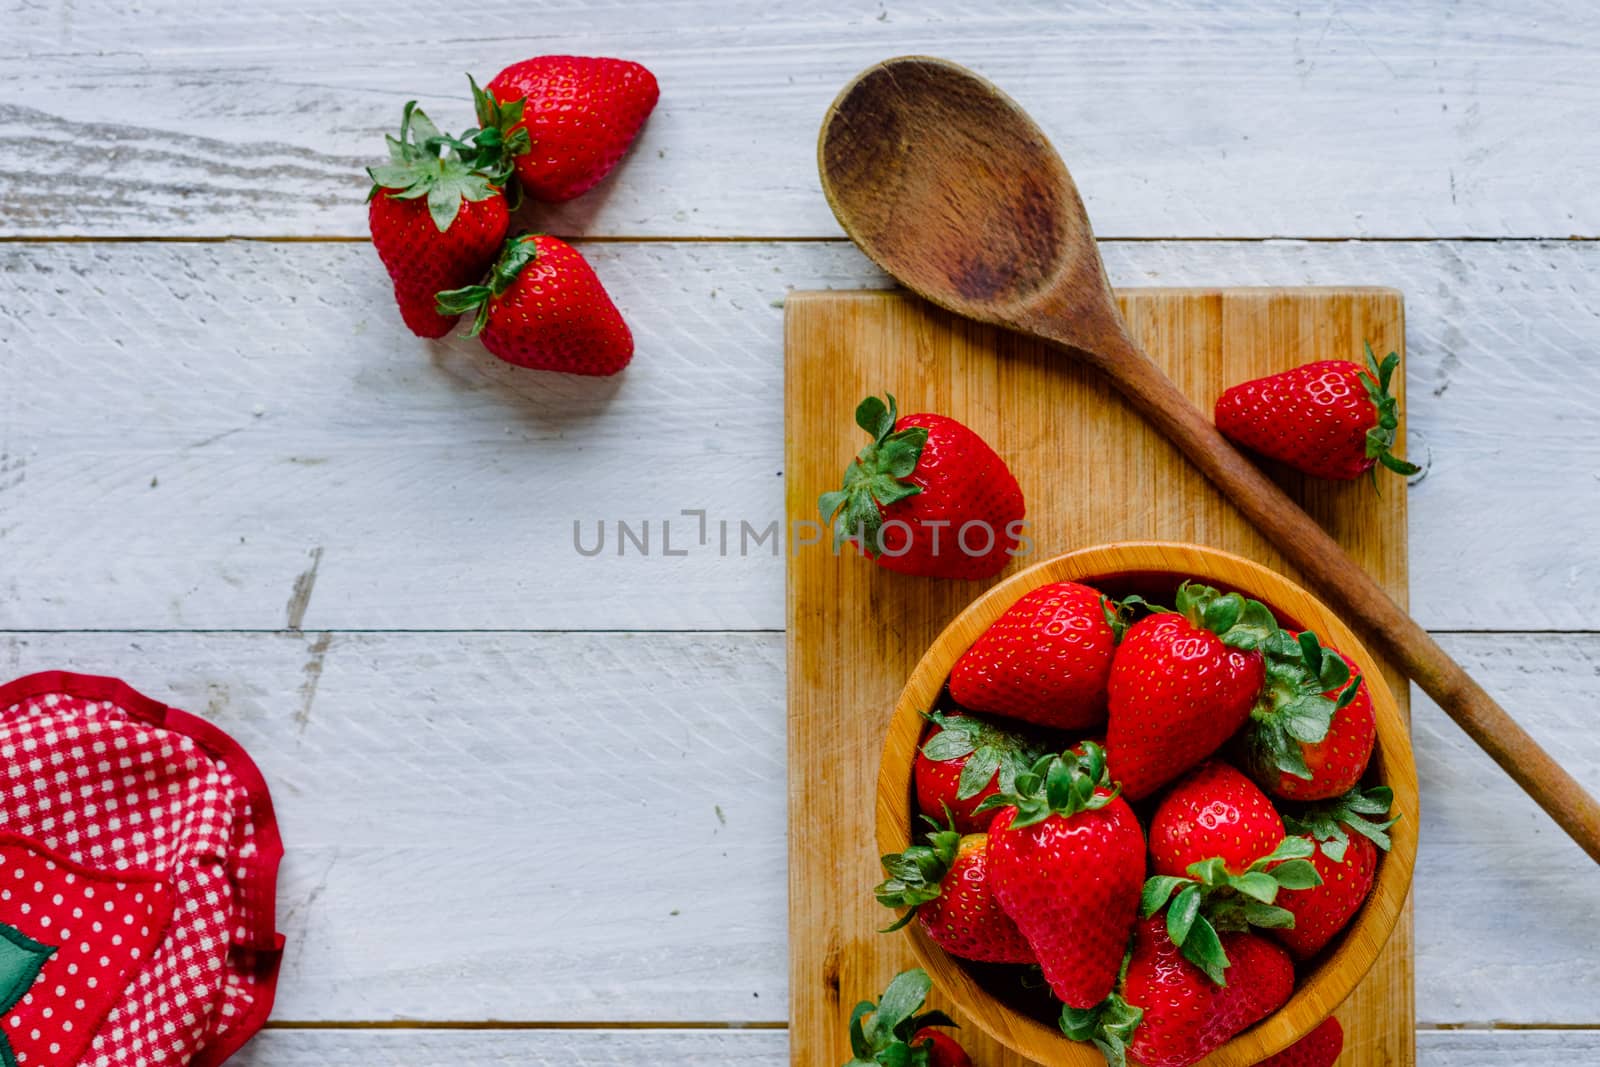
left=1092, top=339, right=1600, bottom=863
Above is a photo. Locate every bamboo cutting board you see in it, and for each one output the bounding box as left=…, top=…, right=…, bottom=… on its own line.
left=785, top=288, right=1414, bottom=1067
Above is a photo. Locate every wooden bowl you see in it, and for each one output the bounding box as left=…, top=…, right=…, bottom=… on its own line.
left=877, top=541, right=1418, bottom=1066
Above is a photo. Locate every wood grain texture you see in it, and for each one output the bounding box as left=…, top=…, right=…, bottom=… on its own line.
left=2, top=2, right=1597, bottom=239
left=2, top=239, right=1598, bottom=632
left=224, top=1027, right=1600, bottom=1064
left=786, top=289, right=1414, bottom=1066
left=0, top=630, right=1593, bottom=1024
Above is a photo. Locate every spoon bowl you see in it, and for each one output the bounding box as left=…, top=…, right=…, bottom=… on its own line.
left=819, top=56, right=1124, bottom=357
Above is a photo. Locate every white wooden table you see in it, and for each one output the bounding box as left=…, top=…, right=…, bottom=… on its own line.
left=3, top=2, right=1598, bottom=1062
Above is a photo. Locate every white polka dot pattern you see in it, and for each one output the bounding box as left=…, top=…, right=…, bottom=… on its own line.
left=0, top=687, right=282, bottom=1066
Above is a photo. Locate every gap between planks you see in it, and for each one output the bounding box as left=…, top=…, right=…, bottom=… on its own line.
left=1, top=235, right=1600, bottom=245
left=0, top=629, right=1592, bottom=636
left=261, top=1020, right=788, bottom=1030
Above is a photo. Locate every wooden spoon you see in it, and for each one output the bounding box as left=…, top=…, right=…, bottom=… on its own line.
left=819, top=55, right=1600, bottom=863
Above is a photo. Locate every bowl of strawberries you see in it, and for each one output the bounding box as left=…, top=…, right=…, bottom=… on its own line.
left=875, top=541, right=1418, bottom=1067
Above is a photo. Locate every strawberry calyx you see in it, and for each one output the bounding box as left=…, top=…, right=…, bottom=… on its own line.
left=1283, top=784, right=1398, bottom=862
left=435, top=234, right=543, bottom=335
left=819, top=394, right=930, bottom=554
left=1359, top=342, right=1422, bottom=482
left=463, top=75, right=533, bottom=197
left=974, top=741, right=1121, bottom=829
left=1101, top=595, right=1136, bottom=642
left=1242, top=630, right=1362, bottom=782
left=1172, top=581, right=1279, bottom=652
left=845, top=968, right=959, bottom=1067
left=920, top=710, right=1041, bottom=803
left=366, top=101, right=504, bottom=233
left=1060, top=986, right=1143, bottom=1067
left=1139, top=837, right=1322, bottom=985
left=874, top=814, right=962, bottom=932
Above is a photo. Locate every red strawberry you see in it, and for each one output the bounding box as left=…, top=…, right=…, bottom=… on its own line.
left=1118, top=917, right=1293, bottom=1067
left=819, top=394, right=1026, bottom=581
left=486, top=56, right=659, bottom=202
left=367, top=102, right=515, bottom=338
left=876, top=820, right=1033, bottom=964
left=1149, top=761, right=1284, bottom=877
left=1240, top=632, right=1377, bottom=802
left=1257, top=1016, right=1343, bottom=1067
left=1105, top=584, right=1273, bottom=800
left=948, top=582, right=1123, bottom=730
left=914, top=711, right=1040, bottom=834
left=844, top=968, right=966, bottom=1067
left=435, top=234, right=633, bottom=375
left=911, top=1028, right=974, bottom=1067
left=1214, top=344, right=1421, bottom=483
left=1274, top=786, right=1398, bottom=959
left=978, top=744, right=1145, bottom=1009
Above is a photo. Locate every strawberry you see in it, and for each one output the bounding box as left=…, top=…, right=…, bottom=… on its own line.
left=976, top=743, right=1145, bottom=1009
left=367, top=101, right=518, bottom=338
left=486, top=56, right=659, bottom=202
left=948, top=582, right=1124, bottom=730
left=435, top=234, right=633, bottom=375
left=1111, top=917, right=1293, bottom=1067
left=1149, top=761, right=1284, bottom=877
left=1239, top=632, right=1377, bottom=802
left=1257, top=1016, right=1343, bottom=1067
left=910, top=1028, right=973, bottom=1067
left=875, top=818, right=1034, bottom=965
left=1104, top=584, right=1274, bottom=800
left=1274, top=786, right=1398, bottom=959
left=1214, top=343, right=1421, bottom=483
left=819, top=394, right=1026, bottom=581
left=914, top=711, right=1040, bottom=834
left=844, top=968, right=967, bottom=1067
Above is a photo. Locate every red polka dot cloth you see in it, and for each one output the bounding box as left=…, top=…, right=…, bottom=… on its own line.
left=0, top=673, right=284, bottom=1067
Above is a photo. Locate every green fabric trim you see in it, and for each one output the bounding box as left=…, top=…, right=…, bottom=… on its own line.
left=0, top=922, right=54, bottom=1018
left=0, top=921, right=57, bottom=1067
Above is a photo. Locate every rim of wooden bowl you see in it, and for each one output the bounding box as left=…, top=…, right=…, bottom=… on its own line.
left=876, top=541, right=1419, bottom=1066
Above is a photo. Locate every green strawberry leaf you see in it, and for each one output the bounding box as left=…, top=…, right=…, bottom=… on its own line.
left=1180, top=914, right=1230, bottom=986
left=1061, top=993, right=1142, bottom=1067
left=870, top=969, right=933, bottom=1043
left=1279, top=695, right=1336, bottom=744
left=819, top=394, right=929, bottom=554
left=1167, top=883, right=1203, bottom=946
left=1240, top=902, right=1297, bottom=929
left=956, top=747, right=1003, bottom=801
left=1268, top=858, right=1322, bottom=891
left=1140, top=875, right=1190, bottom=918
left=1228, top=871, right=1282, bottom=905
left=1358, top=341, right=1423, bottom=482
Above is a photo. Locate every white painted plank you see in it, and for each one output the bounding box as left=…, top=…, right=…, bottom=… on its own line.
left=2, top=1, right=1597, bottom=238
left=233, top=1028, right=788, bottom=1065
left=1, top=630, right=1596, bottom=1024
left=225, top=1027, right=1600, bottom=1064
left=3, top=239, right=1598, bottom=631
left=0, top=631, right=787, bottom=1023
